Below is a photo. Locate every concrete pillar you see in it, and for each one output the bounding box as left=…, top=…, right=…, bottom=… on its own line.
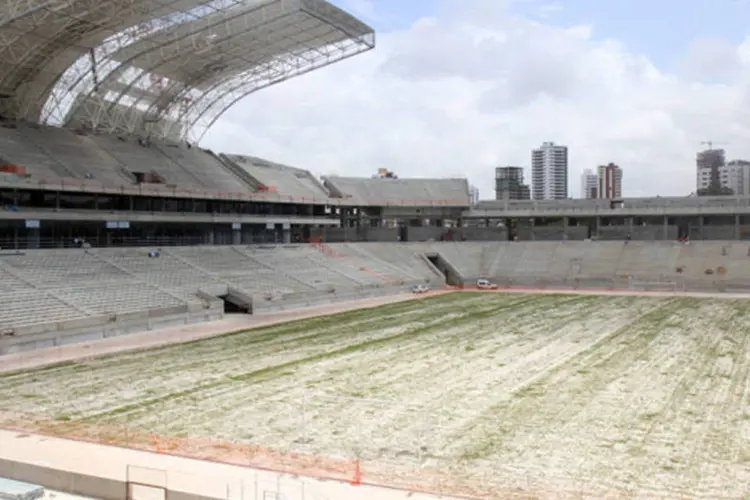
left=595, top=217, right=601, bottom=239
left=283, top=229, right=291, bottom=244
left=563, top=217, right=569, bottom=240
left=627, top=217, right=634, bottom=236
left=207, top=229, right=215, bottom=245
left=232, top=228, right=241, bottom=245
left=27, top=227, right=40, bottom=249
left=698, top=216, right=704, bottom=240
left=735, top=214, right=741, bottom=240
left=663, top=215, right=668, bottom=240
left=530, top=218, right=535, bottom=241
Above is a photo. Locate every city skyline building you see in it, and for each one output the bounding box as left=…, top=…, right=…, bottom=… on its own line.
left=531, top=141, right=568, bottom=200
left=580, top=169, right=597, bottom=199
left=597, top=163, right=623, bottom=199
left=696, top=148, right=726, bottom=192
left=495, top=166, right=531, bottom=200
left=696, top=159, right=750, bottom=196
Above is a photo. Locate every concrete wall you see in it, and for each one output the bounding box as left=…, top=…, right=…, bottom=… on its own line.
left=252, top=286, right=410, bottom=313
left=700, top=225, right=736, bottom=240
left=429, top=241, right=750, bottom=293
left=531, top=227, right=565, bottom=241
left=598, top=225, right=676, bottom=241
left=455, top=227, right=507, bottom=241
left=0, top=459, right=210, bottom=500
left=0, top=305, right=223, bottom=355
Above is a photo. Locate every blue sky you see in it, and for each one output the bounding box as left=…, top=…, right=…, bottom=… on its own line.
left=337, top=0, right=750, bottom=71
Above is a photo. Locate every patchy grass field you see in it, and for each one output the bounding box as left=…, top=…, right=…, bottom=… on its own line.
left=1, top=292, right=750, bottom=497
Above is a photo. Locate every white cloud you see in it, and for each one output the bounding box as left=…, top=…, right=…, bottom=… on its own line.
left=678, top=37, right=742, bottom=83
left=336, top=0, right=378, bottom=22
left=203, top=0, right=750, bottom=200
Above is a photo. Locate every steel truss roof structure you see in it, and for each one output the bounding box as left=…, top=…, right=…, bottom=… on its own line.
left=0, top=0, right=374, bottom=142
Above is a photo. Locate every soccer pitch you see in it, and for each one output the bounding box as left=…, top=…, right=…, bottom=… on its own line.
left=1, top=292, right=749, bottom=497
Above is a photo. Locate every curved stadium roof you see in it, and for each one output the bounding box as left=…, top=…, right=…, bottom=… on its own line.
left=0, top=0, right=374, bottom=141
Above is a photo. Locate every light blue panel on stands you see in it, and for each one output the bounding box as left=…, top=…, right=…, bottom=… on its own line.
left=0, top=477, right=44, bottom=500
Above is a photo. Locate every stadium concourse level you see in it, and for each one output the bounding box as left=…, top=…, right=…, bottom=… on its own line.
left=1, top=240, right=749, bottom=355
left=0, top=122, right=470, bottom=206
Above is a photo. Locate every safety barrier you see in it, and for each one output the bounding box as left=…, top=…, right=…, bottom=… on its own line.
left=0, top=303, right=223, bottom=355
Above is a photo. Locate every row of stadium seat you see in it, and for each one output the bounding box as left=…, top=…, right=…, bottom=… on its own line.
left=0, top=124, right=470, bottom=204
left=4, top=241, right=748, bottom=333
left=432, top=241, right=750, bottom=288
left=0, top=244, right=441, bottom=331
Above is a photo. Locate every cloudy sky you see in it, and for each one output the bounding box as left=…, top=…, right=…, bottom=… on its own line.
left=203, top=0, right=750, bottom=200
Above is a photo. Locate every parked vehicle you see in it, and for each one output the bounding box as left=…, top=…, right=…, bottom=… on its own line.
left=476, top=279, right=498, bottom=289
left=412, top=284, right=430, bottom=294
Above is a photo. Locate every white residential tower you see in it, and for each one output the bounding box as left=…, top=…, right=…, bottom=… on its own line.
left=531, top=142, right=568, bottom=200
left=580, top=169, right=597, bottom=199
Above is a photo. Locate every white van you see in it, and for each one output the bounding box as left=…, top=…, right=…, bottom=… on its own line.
left=476, top=279, right=498, bottom=289
left=412, top=284, right=430, bottom=294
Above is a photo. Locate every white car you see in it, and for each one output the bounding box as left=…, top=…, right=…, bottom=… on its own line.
left=412, top=284, right=430, bottom=294
left=476, top=279, right=499, bottom=290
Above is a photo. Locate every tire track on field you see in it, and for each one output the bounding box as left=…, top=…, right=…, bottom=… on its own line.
left=128, top=295, right=551, bottom=442
left=404, top=296, right=624, bottom=428
left=0, top=294, right=481, bottom=417
left=555, top=303, right=720, bottom=497
left=233, top=295, right=558, bottom=454
left=453, top=297, right=681, bottom=462
left=142, top=295, right=580, bottom=454
left=319, top=296, right=605, bottom=459
left=79, top=297, right=528, bottom=424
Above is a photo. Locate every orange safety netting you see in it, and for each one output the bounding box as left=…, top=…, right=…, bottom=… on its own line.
left=0, top=411, right=566, bottom=499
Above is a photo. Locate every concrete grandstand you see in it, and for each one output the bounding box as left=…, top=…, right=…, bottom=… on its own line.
left=1, top=0, right=750, bottom=352
left=3, top=240, right=750, bottom=355
left=3, top=3, right=750, bottom=500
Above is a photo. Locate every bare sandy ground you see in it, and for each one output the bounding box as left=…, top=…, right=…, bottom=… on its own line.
left=0, top=290, right=451, bottom=374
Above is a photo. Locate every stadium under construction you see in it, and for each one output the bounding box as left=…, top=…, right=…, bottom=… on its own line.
left=2, top=1, right=750, bottom=500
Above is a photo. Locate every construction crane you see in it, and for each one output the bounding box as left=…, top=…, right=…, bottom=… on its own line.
left=701, top=140, right=729, bottom=150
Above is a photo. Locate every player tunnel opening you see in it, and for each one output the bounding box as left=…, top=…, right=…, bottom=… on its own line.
left=425, top=253, right=462, bottom=287
left=218, top=287, right=253, bottom=314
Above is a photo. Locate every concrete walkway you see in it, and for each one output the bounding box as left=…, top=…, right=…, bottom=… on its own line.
left=0, top=429, right=463, bottom=500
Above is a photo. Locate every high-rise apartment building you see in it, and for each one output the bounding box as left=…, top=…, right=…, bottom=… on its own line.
left=697, top=159, right=750, bottom=195
left=495, top=166, right=531, bottom=200
left=580, top=169, right=597, bottom=199
left=531, top=142, right=568, bottom=200
left=597, top=163, right=623, bottom=199
left=727, top=160, right=750, bottom=196
left=696, top=148, right=726, bottom=190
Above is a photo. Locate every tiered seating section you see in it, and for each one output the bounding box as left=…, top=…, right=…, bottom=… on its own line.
left=429, top=241, right=750, bottom=291
left=0, top=124, right=294, bottom=196
left=0, top=124, right=471, bottom=205
left=323, top=176, right=470, bottom=205
left=0, top=244, right=442, bottom=335
left=221, top=154, right=330, bottom=200
left=3, top=242, right=748, bottom=354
